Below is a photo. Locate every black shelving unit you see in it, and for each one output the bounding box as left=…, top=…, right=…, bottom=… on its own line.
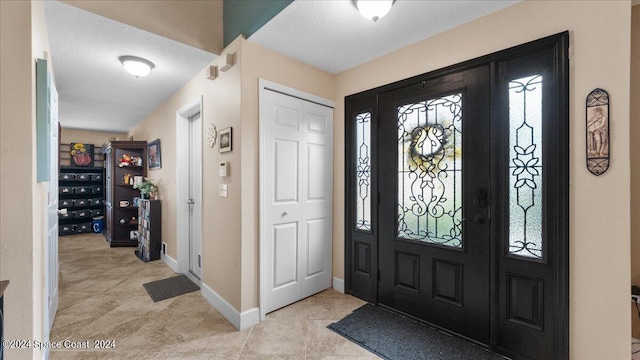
left=135, top=199, right=161, bottom=262
left=58, top=166, right=105, bottom=235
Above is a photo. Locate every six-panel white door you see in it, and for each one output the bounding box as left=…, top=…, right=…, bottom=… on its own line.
left=261, top=87, right=333, bottom=314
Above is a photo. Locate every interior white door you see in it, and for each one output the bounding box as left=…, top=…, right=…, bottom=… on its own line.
left=261, top=88, right=333, bottom=314
left=188, top=112, right=203, bottom=280
left=46, top=75, right=59, bottom=332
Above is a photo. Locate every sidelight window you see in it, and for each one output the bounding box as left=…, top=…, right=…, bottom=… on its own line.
left=508, top=75, right=543, bottom=259
left=355, top=111, right=372, bottom=232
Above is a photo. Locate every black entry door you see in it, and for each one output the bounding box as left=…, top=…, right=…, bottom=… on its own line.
left=377, top=65, right=492, bottom=344
left=345, top=32, right=569, bottom=359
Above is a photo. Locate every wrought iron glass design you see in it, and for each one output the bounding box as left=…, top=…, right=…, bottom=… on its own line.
left=355, top=112, right=372, bottom=231
left=397, top=94, right=463, bottom=247
left=508, top=75, right=543, bottom=259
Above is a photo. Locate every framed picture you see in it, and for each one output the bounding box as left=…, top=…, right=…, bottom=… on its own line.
left=219, top=127, right=232, bottom=153
left=70, top=143, right=94, bottom=167
left=148, top=139, right=162, bottom=169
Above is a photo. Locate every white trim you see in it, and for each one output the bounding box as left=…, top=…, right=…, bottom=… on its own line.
left=176, top=96, right=203, bottom=275
left=258, top=79, right=335, bottom=109
left=258, top=79, right=335, bottom=321
left=200, top=282, right=260, bottom=330
left=332, top=277, right=345, bottom=294
left=162, top=252, right=179, bottom=272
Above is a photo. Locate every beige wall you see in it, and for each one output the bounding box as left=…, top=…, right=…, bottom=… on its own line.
left=334, top=1, right=631, bottom=359
left=632, top=3, right=640, bottom=339
left=129, top=38, right=243, bottom=309
left=0, top=0, right=53, bottom=358
left=61, top=0, right=223, bottom=54
left=239, top=40, right=335, bottom=311
left=60, top=128, right=128, bottom=147
left=128, top=36, right=335, bottom=313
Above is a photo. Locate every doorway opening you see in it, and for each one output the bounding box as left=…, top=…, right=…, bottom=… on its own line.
left=176, top=97, right=203, bottom=284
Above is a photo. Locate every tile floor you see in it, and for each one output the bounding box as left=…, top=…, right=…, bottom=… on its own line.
left=49, top=233, right=379, bottom=359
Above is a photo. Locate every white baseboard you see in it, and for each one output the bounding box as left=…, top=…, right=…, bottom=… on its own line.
left=162, top=253, right=179, bottom=272
left=333, top=277, right=345, bottom=293
left=200, top=282, right=260, bottom=330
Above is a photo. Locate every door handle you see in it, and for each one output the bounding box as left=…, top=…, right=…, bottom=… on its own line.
left=282, top=211, right=288, bottom=217
left=187, top=199, right=195, bottom=205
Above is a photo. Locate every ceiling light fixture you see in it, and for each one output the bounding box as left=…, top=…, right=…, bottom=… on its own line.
left=119, top=55, right=155, bottom=78
left=355, top=0, right=395, bottom=22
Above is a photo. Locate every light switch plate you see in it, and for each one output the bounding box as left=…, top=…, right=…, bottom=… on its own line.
left=219, top=184, right=228, bottom=198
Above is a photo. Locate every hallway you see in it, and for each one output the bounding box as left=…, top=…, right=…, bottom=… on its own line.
left=49, top=234, right=377, bottom=359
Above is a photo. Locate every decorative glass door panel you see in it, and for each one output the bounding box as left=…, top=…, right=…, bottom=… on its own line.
left=508, top=75, right=543, bottom=259
left=397, top=95, right=463, bottom=247
left=355, top=111, right=372, bottom=232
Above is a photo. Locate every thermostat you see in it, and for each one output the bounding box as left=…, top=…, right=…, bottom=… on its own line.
left=219, top=161, right=229, bottom=177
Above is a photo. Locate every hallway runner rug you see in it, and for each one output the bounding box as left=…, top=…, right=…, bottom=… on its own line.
left=328, top=304, right=505, bottom=360
left=143, top=275, right=200, bottom=302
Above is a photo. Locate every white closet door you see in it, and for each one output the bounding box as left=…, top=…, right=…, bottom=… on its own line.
left=261, top=88, right=333, bottom=314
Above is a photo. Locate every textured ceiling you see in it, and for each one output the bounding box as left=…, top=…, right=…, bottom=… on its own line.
left=249, top=0, right=521, bottom=74
left=44, top=1, right=217, bottom=132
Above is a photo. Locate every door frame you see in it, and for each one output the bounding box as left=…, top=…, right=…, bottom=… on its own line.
left=176, top=96, right=203, bottom=285
left=344, top=32, right=569, bottom=359
left=258, top=79, right=335, bottom=320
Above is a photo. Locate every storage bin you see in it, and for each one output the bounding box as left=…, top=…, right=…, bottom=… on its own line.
left=75, top=198, right=90, bottom=207
left=59, top=210, right=75, bottom=219
left=76, top=222, right=92, bottom=233
left=92, top=216, right=104, bottom=233
left=59, top=173, right=75, bottom=181
left=75, top=210, right=91, bottom=219
left=75, top=173, right=90, bottom=181
left=59, top=224, right=76, bottom=235
left=59, top=186, right=74, bottom=194
left=91, top=198, right=102, bottom=206
left=60, top=199, right=74, bottom=207
left=90, top=209, right=104, bottom=217
left=92, top=185, right=103, bottom=194
left=90, top=173, right=103, bottom=181
left=75, top=186, right=92, bottom=194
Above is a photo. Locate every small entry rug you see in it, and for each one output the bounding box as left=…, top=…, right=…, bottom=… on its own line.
left=143, top=275, right=200, bottom=302
left=328, top=304, right=505, bottom=360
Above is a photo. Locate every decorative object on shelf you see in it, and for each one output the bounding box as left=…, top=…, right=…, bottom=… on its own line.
left=119, top=153, right=132, bottom=167
left=119, top=200, right=130, bottom=207
left=123, top=173, right=131, bottom=185
left=586, top=88, right=609, bottom=176
left=133, top=196, right=140, bottom=207
left=148, top=139, right=162, bottom=169
left=131, top=156, right=143, bottom=166
left=70, top=143, right=94, bottom=167
left=207, top=123, right=217, bottom=148
left=219, top=127, right=232, bottom=153
left=133, top=178, right=158, bottom=200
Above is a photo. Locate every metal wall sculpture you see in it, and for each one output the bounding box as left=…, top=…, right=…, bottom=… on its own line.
left=586, top=88, right=609, bottom=176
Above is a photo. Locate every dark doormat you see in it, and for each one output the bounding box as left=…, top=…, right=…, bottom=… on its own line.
left=143, top=275, right=200, bottom=302
left=328, top=304, right=506, bottom=360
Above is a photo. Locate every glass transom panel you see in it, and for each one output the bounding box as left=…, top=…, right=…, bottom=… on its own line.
left=397, top=94, right=463, bottom=248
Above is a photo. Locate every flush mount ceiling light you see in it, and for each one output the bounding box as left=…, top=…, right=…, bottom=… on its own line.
left=355, top=0, right=395, bottom=22
left=118, top=55, right=155, bottom=78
